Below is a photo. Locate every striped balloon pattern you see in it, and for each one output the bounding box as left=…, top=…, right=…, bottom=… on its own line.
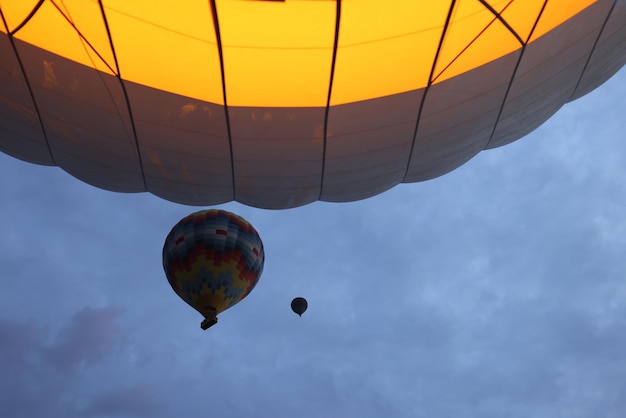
left=163, top=210, right=264, bottom=318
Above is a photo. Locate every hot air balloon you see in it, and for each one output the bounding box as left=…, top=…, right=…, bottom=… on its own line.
left=162, top=209, right=264, bottom=329
left=291, top=297, right=308, bottom=317
left=1, top=2, right=625, bottom=209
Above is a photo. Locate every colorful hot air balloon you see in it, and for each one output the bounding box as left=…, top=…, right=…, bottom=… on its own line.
left=1, top=1, right=625, bottom=208
left=162, top=209, right=264, bottom=329
left=291, top=297, right=308, bottom=317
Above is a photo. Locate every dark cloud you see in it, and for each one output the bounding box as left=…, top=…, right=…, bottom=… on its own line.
left=78, top=382, right=165, bottom=418
left=44, top=307, right=124, bottom=370
left=0, top=307, right=161, bottom=418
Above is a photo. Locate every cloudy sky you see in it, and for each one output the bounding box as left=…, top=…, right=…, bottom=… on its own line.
left=1, top=65, right=625, bottom=417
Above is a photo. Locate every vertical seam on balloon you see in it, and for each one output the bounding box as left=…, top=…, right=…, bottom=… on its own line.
left=318, top=0, right=341, bottom=201
left=53, top=0, right=133, bottom=149
left=569, top=0, right=617, bottom=101
left=402, top=0, right=457, bottom=182
left=485, top=0, right=548, bottom=149
left=1, top=6, right=56, bottom=164
left=210, top=0, right=236, bottom=202
left=6, top=0, right=45, bottom=35
left=97, top=0, right=148, bottom=191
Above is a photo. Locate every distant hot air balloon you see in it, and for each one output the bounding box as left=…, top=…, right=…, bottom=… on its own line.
left=291, top=297, right=308, bottom=317
left=1, top=2, right=625, bottom=208
left=162, top=209, right=264, bottom=330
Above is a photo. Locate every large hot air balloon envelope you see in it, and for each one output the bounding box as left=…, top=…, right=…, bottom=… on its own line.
left=1, top=1, right=625, bottom=208
left=162, top=209, right=264, bottom=329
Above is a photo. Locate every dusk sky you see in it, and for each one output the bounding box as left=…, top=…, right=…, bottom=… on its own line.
left=1, top=66, right=625, bottom=418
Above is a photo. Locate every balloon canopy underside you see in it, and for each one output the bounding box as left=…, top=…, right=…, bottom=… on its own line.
left=1, top=1, right=625, bottom=209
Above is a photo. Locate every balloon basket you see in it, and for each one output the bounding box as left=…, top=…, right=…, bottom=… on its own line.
left=200, top=316, right=218, bottom=330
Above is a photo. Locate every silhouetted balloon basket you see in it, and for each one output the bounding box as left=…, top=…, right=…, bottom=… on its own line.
left=200, top=316, right=218, bottom=330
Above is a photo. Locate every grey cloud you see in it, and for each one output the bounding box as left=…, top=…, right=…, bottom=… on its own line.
left=0, top=307, right=158, bottom=418
left=78, top=382, right=166, bottom=418
left=44, top=306, right=124, bottom=370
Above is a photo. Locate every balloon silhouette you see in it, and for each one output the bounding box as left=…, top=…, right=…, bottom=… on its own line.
left=162, top=210, right=264, bottom=330
left=291, top=297, right=308, bottom=317
left=1, top=2, right=625, bottom=208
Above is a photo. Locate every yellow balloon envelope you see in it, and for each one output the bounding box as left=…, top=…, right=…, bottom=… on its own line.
left=1, top=1, right=625, bottom=208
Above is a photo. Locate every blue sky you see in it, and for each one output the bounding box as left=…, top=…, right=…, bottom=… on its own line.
left=1, top=66, right=625, bottom=418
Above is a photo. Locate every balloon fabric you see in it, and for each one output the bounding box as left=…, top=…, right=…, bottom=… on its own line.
left=162, top=210, right=264, bottom=328
left=1, top=1, right=625, bottom=208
